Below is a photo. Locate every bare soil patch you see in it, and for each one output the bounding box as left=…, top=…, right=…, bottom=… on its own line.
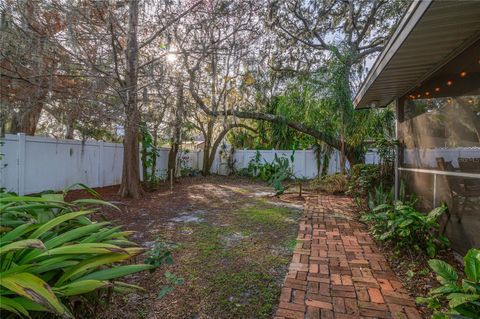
left=66, top=176, right=304, bottom=319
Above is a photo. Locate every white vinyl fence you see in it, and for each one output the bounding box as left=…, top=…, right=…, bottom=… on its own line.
left=0, top=134, right=170, bottom=195
left=210, top=148, right=379, bottom=178
left=0, top=133, right=379, bottom=195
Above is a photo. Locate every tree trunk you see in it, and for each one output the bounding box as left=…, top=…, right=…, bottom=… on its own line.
left=205, top=123, right=256, bottom=174
left=120, top=109, right=143, bottom=198
left=202, top=120, right=214, bottom=175
left=339, top=135, right=346, bottom=174
left=168, top=138, right=180, bottom=177
left=10, top=102, right=44, bottom=136
left=167, top=79, right=184, bottom=177
left=206, top=126, right=225, bottom=174
left=345, top=150, right=358, bottom=169
left=151, top=127, right=158, bottom=179
left=141, top=139, right=148, bottom=182
left=119, top=0, right=143, bottom=198
left=65, top=111, right=77, bottom=139
left=321, top=152, right=330, bottom=177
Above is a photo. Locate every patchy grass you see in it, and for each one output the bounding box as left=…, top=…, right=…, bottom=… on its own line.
left=73, top=176, right=302, bottom=319
left=168, top=201, right=301, bottom=318
left=284, top=237, right=298, bottom=251
left=212, top=269, right=280, bottom=318
left=238, top=203, right=299, bottom=231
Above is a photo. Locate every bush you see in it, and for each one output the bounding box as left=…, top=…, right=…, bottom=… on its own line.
left=246, top=151, right=294, bottom=195
left=310, top=174, right=348, bottom=194
left=0, top=191, right=160, bottom=318
left=361, top=202, right=449, bottom=257
left=347, top=163, right=383, bottom=199
left=417, top=248, right=480, bottom=318
left=366, top=182, right=412, bottom=211
left=367, top=184, right=395, bottom=210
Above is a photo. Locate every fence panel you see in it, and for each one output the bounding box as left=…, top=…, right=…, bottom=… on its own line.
left=0, top=134, right=380, bottom=194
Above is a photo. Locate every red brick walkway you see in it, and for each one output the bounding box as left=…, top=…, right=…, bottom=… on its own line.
left=275, top=195, right=423, bottom=319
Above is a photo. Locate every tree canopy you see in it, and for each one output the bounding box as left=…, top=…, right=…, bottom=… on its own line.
left=0, top=0, right=409, bottom=197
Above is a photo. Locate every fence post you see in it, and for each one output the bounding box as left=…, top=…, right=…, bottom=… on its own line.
left=98, top=140, right=105, bottom=187
left=303, top=150, right=307, bottom=178
left=17, top=133, right=26, bottom=195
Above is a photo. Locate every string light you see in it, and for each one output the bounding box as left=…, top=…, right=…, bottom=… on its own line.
left=460, top=71, right=467, bottom=77
left=447, top=80, right=453, bottom=86
left=435, top=87, right=440, bottom=92
left=425, top=92, right=430, bottom=97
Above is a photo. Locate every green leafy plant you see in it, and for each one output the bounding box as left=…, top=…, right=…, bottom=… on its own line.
left=417, top=248, right=480, bottom=318
left=144, top=239, right=184, bottom=300
left=246, top=151, right=295, bottom=195
left=178, top=151, right=199, bottom=177
left=361, top=202, right=449, bottom=257
left=266, top=154, right=294, bottom=195
left=140, top=122, right=161, bottom=186
left=157, top=271, right=184, bottom=299
left=367, top=184, right=395, bottom=210
left=347, top=163, right=385, bottom=199
left=246, top=151, right=263, bottom=177
left=0, top=190, right=160, bottom=318
left=144, top=240, right=175, bottom=267
left=367, top=182, right=415, bottom=211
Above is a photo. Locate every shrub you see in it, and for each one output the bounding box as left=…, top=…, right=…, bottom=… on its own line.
left=266, top=155, right=294, bottom=195
left=347, top=163, right=383, bottom=198
left=310, top=174, right=348, bottom=194
left=246, top=151, right=263, bottom=177
left=361, top=202, right=449, bottom=257
left=366, top=182, right=413, bottom=210
left=367, top=184, right=395, bottom=210
left=417, top=248, right=480, bottom=318
left=0, top=191, right=160, bottom=318
left=246, top=151, right=294, bottom=195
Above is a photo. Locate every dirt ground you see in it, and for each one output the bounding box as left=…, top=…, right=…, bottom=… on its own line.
left=66, top=175, right=307, bottom=319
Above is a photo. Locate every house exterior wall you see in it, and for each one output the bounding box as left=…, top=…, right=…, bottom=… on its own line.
left=396, top=39, right=480, bottom=254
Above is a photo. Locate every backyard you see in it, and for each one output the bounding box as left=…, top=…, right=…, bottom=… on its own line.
left=2, top=0, right=480, bottom=318
left=66, top=176, right=304, bottom=319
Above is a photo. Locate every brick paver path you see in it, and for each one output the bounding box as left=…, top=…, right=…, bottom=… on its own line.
left=275, top=195, right=423, bottom=319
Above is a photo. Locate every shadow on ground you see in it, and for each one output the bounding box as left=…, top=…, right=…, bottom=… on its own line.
left=67, top=176, right=305, bottom=319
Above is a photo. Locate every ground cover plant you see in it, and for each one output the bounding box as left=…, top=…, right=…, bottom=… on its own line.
left=361, top=201, right=449, bottom=258
left=0, top=190, right=159, bottom=318
left=418, top=248, right=480, bottom=318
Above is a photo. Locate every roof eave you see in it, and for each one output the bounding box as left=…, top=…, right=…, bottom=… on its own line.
left=353, top=0, right=432, bottom=109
